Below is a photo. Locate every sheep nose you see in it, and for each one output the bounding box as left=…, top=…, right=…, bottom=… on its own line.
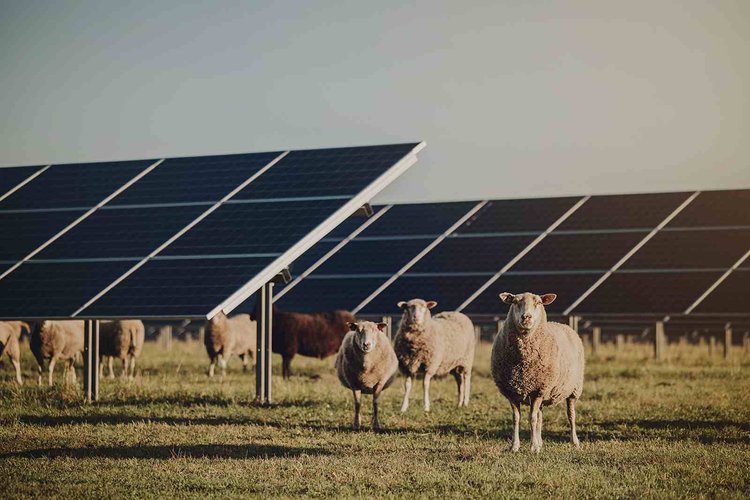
left=522, top=314, right=532, bottom=321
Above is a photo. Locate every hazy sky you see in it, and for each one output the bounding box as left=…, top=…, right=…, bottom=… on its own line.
left=1, top=1, right=748, bottom=203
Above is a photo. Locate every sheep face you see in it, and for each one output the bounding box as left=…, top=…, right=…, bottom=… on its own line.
left=347, top=321, right=387, bottom=353
left=500, top=292, right=557, bottom=333
left=397, top=299, right=437, bottom=327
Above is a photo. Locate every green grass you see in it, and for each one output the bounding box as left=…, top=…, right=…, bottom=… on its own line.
left=0, top=339, right=748, bottom=498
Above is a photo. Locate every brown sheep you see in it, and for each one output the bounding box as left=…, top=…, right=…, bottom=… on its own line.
left=491, top=292, right=585, bottom=453
left=204, top=312, right=256, bottom=377
left=30, top=320, right=85, bottom=386
left=254, top=305, right=355, bottom=378
left=99, top=320, right=145, bottom=379
left=0, top=321, right=29, bottom=385
left=335, top=321, right=398, bottom=430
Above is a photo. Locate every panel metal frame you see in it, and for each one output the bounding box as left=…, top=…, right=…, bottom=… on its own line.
left=0, top=165, right=50, bottom=202
left=684, top=246, right=750, bottom=313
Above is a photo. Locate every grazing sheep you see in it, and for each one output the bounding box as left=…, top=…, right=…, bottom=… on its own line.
left=99, top=320, right=145, bottom=379
left=30, top=320, right=85, bottom=386
left=335, top=321, right=399, bottom=431
left=204, top=312, right=256, bottom=377
left=394, top=299, right=476, bottom=412
left=491, top=292, right=585, bottom=453
left=254, top=305, right=355, bottom=378
left=0, top=321, right=29, bottom=385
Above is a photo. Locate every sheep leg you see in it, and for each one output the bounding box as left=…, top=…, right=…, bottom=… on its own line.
left=121, top=357, right=129, bottom=379
left=48, top=358, right=57, bottom=386
left=110, top=357, right=117, bottom=379
left=352, top=389, right=362, bottom=430
left=452, top=371, right=464, bottom=407
left=400, top=375, right=413, bottom=413
left=8, top=341, right=22, bottom=385
left=241, top=353, right=249, bottom=373
left=463, top=370, right=472, bottom=407
left=219, top=354, right=227, bottom=377
left=67, top=358, right=77, bottom=384
left=36, top=361, right=44, bottom=386
left=566, top=397, right=580, bottom=448
left=423, top=373, right=433, bottom=412
left=507, top=400, right=521, bottom=452
left=282, top=356, right=292, bottom=379
left=372, top=387, right=382, bottom=431
left=529, top=397, right=543, bottom=453
left=208, top=357, right=216, bottom=378
left=129, top=356, right=136, bottom=378
left=98, top=358, right=104, bottom=379
left=11, top=358, right=23, bottom=385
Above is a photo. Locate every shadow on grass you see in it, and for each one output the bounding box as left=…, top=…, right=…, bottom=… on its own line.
left=0, top=443, right=330, bottom=460
left=102, top=395, right=321, bottom=408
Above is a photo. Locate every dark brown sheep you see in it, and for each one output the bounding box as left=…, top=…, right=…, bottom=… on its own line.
left=254, top=305, right=355, bottom=378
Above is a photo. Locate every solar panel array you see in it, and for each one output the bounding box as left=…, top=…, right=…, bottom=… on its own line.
left=0, top=143, right=424, bottom=319
left=276, top=190, right=750, bottom=318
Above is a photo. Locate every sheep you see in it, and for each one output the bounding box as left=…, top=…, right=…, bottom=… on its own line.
left=491, top=292, right=585, bottom=453
left=0, top=321, right=29, bottom=385
left=204, top=312, right=256, bottom=377
left=335, top=321, right=398, bottom=430
left=30, top=320, right=85, bottom=386
left=254, top=305, right=355, bottom=378
left=394, top=298, right=476, bottom=413
left=98, top=320, right=145, bottom=379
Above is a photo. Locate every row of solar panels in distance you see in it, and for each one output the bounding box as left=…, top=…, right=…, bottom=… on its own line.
left=276, top=190, right=750, bottom=316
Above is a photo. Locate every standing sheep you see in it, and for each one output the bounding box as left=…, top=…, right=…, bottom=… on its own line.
left=394, top=299, right=475, bottom=412
left=335, top=321, right=398, bottom=431
left=99, top=320, right=145, bottom=379
left=254, top=305, right=355, bottom=378
left=30, top=320, right=85, bottom=386
left=0, top=321, right=29, bottom=385
left=491, top=292, right=584, bottom=453
left=204, top=312, right=256, bottom=377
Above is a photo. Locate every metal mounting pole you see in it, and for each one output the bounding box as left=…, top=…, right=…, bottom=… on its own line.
left=255, top=282, right=274, bottom=404
left=83, top=319, right=100, bottom=403
left=381, top=316, right=393, bottom=339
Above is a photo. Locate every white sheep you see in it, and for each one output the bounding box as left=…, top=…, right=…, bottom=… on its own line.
left=204, top=312, right=256, bottom=377
left=335, top=321, right=398, bottom=430
left=491, top=292, right=585, bottom=453
left=0, top=321, right=29, bottom=385
left=394, top=299, right=476, bottom=412
left=99, top=320, right=145, bottom=379
left=30, top=320, right=85, bottom=386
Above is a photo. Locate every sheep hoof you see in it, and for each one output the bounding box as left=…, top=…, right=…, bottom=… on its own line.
left=530, top=444, right=541, bottom=454
left=506, top=441, right=520, bottom=453
left=572, top=439, right=580, bottom=449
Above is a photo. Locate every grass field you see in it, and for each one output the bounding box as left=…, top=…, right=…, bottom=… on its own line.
left=0, top=338, right=749, bottom=498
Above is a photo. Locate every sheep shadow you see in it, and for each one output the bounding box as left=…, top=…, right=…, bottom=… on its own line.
left=103, top=395, right=321, bottom=408
left=0, top=443, right=330, bottom=460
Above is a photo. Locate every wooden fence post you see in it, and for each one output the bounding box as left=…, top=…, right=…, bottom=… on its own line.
left=654, top=321, right=665, bottom=361
left=724, top=325, right=732, bottom=360
left=592, top=327, right=601, bottom=357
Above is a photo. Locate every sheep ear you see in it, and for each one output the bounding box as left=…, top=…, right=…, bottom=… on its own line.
left=347, top=322, right=358, bottom=331
left=540, top=294, right=557, bottom=305
left=499, top=292, right=515, bottom=304
left=425, top=301, right=438, bottom=309
left=376, top=322, right=387, bottom=332
left=397, top=301, right=407, bottom=310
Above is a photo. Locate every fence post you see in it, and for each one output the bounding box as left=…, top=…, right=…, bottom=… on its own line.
left=615, top=334, right=625, bottom=355
left=724, top=325, right=732, bottom=360
left=654, top=321, right=665, bottom=361
left=474, top=324, right=482, bottom=345
left=592, top=327, right=601, bottom=357
left=381, top=316, right=393, bottom=339
left=709, top=335, right=716, bottom=356
left=744, top=331, right=750, bottom=355
left=198, top=326, right=205, bottom=345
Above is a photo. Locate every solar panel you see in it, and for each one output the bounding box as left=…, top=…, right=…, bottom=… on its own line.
left=462, top=272, right=601, bottom=315
left=557, top=192, right=689, bottom=230
left=357, top=202, right=477, bottom=237
left=456, top=197, right=579, bottom=234
left=0, top=142, right=422, bottom=320
left=312, top=238, right=434, bottom=275
left=575, top=271, right=722, bottom=314
left=80, top=256, right=275, bottom=317
left=233, top=144, right=419, bottom=200
left=693, top=269, right=750, bottom=314
left=109, top=152, right=280, bottom=206
left=668, top=190, right=750, bottom=228
left=0, top=211, right=84, bottom=260
left=34, top=206, right=206, bottom=260
left=410, top=234, right=536, bottom=273
left=322, top=205, right=386, bottom=240
left=0, top=160, right=154, bottom=210
left=512, top=232, right=647, bottom=271
left=623, top=228, right=750, bottom=270
left=359, top=275, right=491, bottom=316
left=276, top=276, right=386, bottom=313
left=0, top=166, right=42, bottom=197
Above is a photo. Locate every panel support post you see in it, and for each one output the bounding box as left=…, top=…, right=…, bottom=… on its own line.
left=592, top=327, right=601, bottom=357
left=568, top=316, right=579, bottom=334
left=654, top=321, right=665, bottom=361
left=724, top=325, right=732, bottom=361
left=381, top=316, right=393, bottom=339
left=615, top=334, right=625, bottom=355
left=474, top=325, right=482, bottom=345
left=255, top=282, right=274, bottom=404
left=83, top=319, right=100, bottom=403
left=709, top=335, right=716, bottom=356
left=744, top=331, right=750, bottom=355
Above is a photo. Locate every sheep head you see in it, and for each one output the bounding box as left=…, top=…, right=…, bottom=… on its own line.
left=347, top=321, right=386, bottom=353
left=397, top=298, right=437, bottom=327
left=499, top=292, right=556, bottom=333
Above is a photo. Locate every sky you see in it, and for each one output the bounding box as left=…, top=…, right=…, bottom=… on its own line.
left=1, top=0, right=748, bottom=204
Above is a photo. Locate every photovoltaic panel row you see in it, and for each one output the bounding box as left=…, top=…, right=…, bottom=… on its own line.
left=694, top=268, right=750, bottom=314
left=557, top=192, right=691, bottom=230
left=0, top=211, right=84, bottom=260
left=0, top=166, right=43, bottom=197
left=456, top=197, right=579, bottom=234
left=668, top=190, right=750, bottom=228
